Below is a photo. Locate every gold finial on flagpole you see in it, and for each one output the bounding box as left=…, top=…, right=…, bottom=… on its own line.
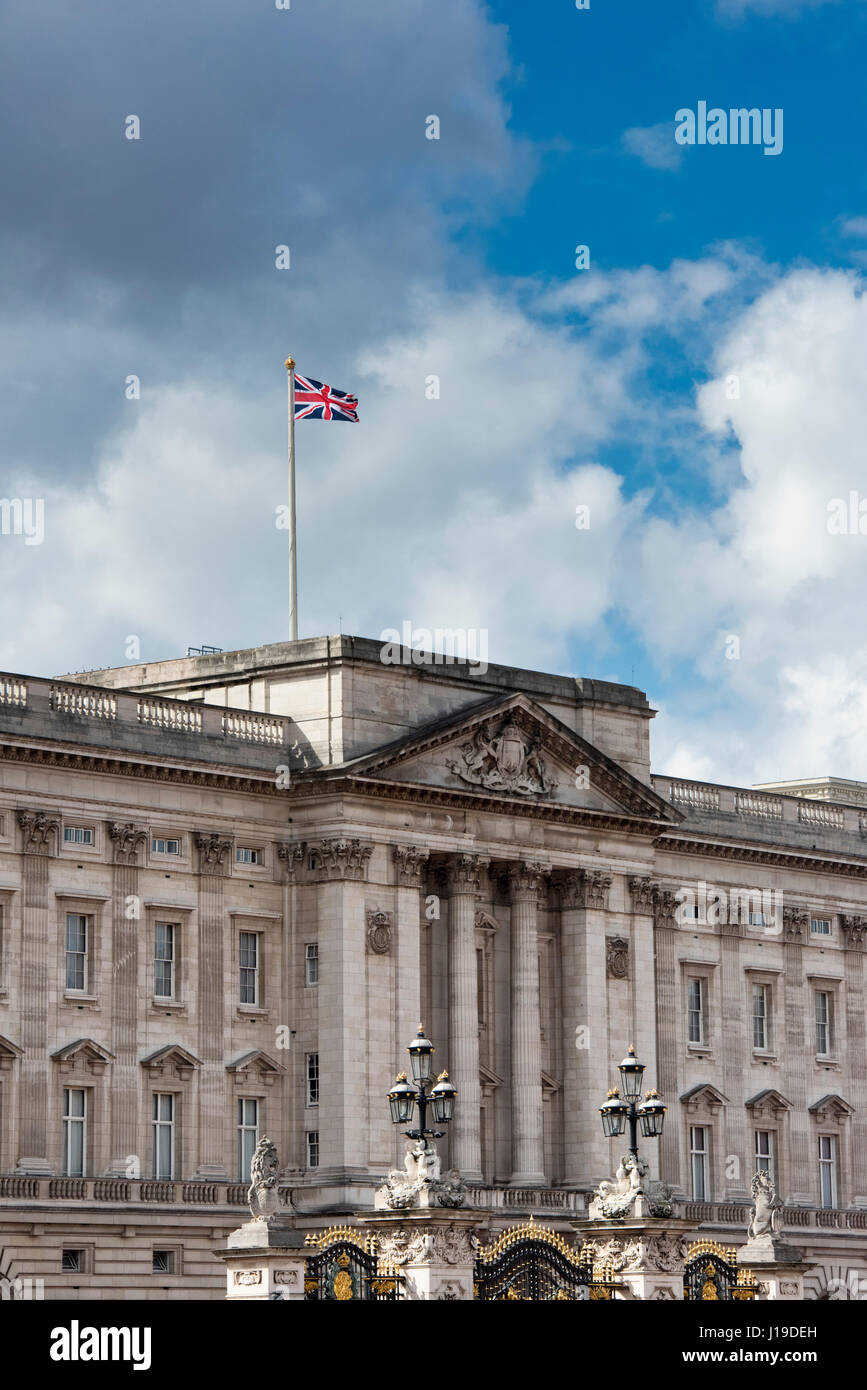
left=285, top=354, right=295, bottom=371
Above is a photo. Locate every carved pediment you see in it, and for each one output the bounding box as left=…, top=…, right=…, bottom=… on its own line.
left=227, top=1050, right=286, bottom=1086
left=680, top=1083, right=728, bottom=1113
left=808, top=1093, right=853, bottom=1123
left=745, top=1089, right=793, bottom=1119
left=140, top=1044, right=201, bottom=1078
left=52, top=1038, right=115, bottom=1074
left=0, top=1033, right=23, bottom=1070
left=308, top=693, right=678, bottom=827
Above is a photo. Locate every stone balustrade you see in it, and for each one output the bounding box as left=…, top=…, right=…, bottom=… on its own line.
left=0, top=670, right=292, bottom=767
left=653, top=774, right=867, bottom=840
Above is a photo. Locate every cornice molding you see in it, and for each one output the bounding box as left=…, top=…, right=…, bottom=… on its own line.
left=656, top=833, right=867, bottom=883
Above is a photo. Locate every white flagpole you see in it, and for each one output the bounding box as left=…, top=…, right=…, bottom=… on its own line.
left=285, top=355, right=298, bottom=641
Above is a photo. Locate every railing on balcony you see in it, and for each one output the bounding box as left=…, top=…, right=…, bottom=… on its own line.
left=138, top=697, right=203, bottom=734
left=221, top=712, right=285, bottom=746
left=734, top=790, right=783, bottom=821
left=50, top=683, right=117, bottom=720
left=0, top=677, right=27, bottom=707
left=798, top=800, right=845, bottom=830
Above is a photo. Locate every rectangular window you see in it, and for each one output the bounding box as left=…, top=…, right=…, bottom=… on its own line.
left=306, top=1052, right=320, bottom=1107
left=755, top=1130, right=774, bottom=1178
left=152, top=1250, right=175, bottom=1274
left=65, top=913, right=88, bottom=992
left=306, top=1131, right=320, bottom=1169
left=811, top=918, right=832, bottom=936
left=61, top=1249, right=83, bottom=1273
left=238, top=1098, right=259, bottom=1182
left=752, top=983, right=769, bottom=1051
left=154, top=922, right=175, bottom=999
left=63, top=826, right=93, bottom=845
left=236, top=847, right=261, bottom=865
left=239, top=932, right=259, bottom=1005
left=62, top=1088, right=86, bottom=1177
left=815, top=991, right=833, bottom=1057
left=687, top=978, right=704, bottom=1044
left=819, top=1135, right=838, bottom=1209
left=152, top=1093, right=174, bottom=1179
left=689, top=1125, right=709, bottom=1202
left=152, top=837, right=180, bottom=855
left=748, top=910, right=766, bottom=927
left=305, top=942, right=319, bottom=986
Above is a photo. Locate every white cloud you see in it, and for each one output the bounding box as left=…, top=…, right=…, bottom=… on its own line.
left=621, top=122, right=682, bottom=172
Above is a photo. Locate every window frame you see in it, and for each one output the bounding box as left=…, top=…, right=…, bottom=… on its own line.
left=152, top=1092, right=175, bottom=1180
left=153, top=921, right=176, bottom=1001
left=304, top=942, right=319, bottom=987
left=237, top=1097, right=259, bottom=1183
left=686, top=977, right=704, bottom=1045
left=811, top=917, right=832, bottom=937
left=306, top=1052, right=320, bottom=1108
left=239, top=930, right=260, bottom=1006
left=814, top=989, right=834, bottom=1058
left=754, top=1128, right=775, bottom=1180
left=306, top=1130, right=320, bottom=1169
left=65, top=913, right=89, bottom=993
left=689, top=1125, right=710, bottom=1202
left=818, top=1134, right=838, bottom=1209
left=62, top=1087, right=87, bottom=1177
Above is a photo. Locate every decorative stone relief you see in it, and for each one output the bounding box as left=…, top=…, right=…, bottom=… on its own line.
left=588, top=1155, right=673, bottom=1220
left=17, top=810, right=60, bottom=855
left=443, top=852, right=489, bottom=895
left=560, top=868, right=613, bottom=911
left=234, top=1270, right=262, bottom=1285
left=376, top=1224, right=477, bottom=1267
left=783, top=907, right=808, bottom=942
left=841, top=915, right=866, bottom=948
left=506, top=861, right=551, bottom=901
left=582, top=1231, right=687, bottom=1275
left=393, top=845, right=430, bottom=887
left=277, top=841, right=305, bottom=881
left=195, top=832, right=234, bottom=875
left=628, top=877, right=654, bottom=914
left=366, top=910, right=392, bottom=955
left=309, top=838, right=373, bottom=881
left=606, top=936, right=629, bottom=979
left=108, top=822, right=148, bottom=864
left=446, top=719, right=556, bottom=796
left=376, top=1139, right=467, bottom=1211
left=652, top=1285, right=678, bottom=1299
left=274, top=1268, right=299, bottom=1286
left=651, top=887, right=678, bottom=930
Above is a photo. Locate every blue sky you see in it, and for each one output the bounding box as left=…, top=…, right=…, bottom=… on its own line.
left=2, top=0, right=867, bottom=786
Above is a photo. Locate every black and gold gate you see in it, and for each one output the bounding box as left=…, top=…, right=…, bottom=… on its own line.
left=683, top=1240, right=756, bottom=1301
left=303, top=1226, right=402, bottom=1301
left=474, top=1217, right=620, bottom=1301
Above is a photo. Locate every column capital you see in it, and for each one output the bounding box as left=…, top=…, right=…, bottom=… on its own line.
left=506, top=861, right=551, bottom=901
left=309, top=837, right=373, bottom=881
left=108, top=822, right=148, bottom=865
left=442, top=852, right=489, bottom=894
left=559, top=867, right=612, bottom=911
left=277, top=841, right=305, bottom=882
left=195, top=831, right=235, bottom=876
left=783, top=906, right=809, bottom=942
left=17, top=809, right=60, bottom=857
left=840, top=914, right=867, bottom=950
left=393, top=845, right=430, bottom=888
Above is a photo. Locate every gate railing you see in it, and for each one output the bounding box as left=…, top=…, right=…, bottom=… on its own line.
left=683, top=1239, right=756, bottom=1301
left=303, top=1225, right=402, bottom=1301
left=473, top=1215, right=621, bottom=1301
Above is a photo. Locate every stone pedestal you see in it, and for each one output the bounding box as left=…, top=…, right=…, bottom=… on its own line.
left=360, top=1208, right=489, bottom=1301
left=215, top=1217, right=307, bottom=1301
left=574, top=1217, right=694, bottom=1301
left=737, top=1235, right=809, bottom=1301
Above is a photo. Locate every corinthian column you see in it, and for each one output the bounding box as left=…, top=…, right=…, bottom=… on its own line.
left=443, top=853, right=488, bottom=1183
left=508, top=861, right=550, bottom=1186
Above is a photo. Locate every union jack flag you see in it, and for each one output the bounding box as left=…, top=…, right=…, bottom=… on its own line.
left=293, top=372, right=359, bottom=422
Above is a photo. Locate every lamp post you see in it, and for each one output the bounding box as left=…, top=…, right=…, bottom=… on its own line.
left=599, top=1045, right=666, bottom=1158
left=387, top=1024, right=457, bottom=1142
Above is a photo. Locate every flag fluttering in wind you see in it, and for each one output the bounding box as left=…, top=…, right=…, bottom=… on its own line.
left=284, top=356, right=360, bottom=643
left=293, top=372, right=359, bottom=422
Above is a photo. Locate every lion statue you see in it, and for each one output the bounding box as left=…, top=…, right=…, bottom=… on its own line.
left=748, top=1169, right=783, bottom=1239
left=247, top=1136, right=282, bottom=1221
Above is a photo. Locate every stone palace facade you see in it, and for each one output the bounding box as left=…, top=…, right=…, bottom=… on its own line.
left=0, top=635, right=865, bottom=1298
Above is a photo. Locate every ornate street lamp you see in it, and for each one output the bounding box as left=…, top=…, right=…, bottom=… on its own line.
left=387, top=1024, right=457, bottom=1141
left=598, top=1045, right=666, bottom=1158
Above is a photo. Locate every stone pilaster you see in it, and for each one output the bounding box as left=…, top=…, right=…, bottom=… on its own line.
left=362, top=1208, right=487, bottom=1301
left=840, top=916, right=867, bottom=1205
left=644, top=880, right=680, bottom=1189
left=508, top=861, right=550, bottom=1186
left=783, top=908, right=811, bottom=1203
left=193, top=832, right=234, bottom=1178
left=443, top=853, right=488, bottom=1183
left=15, top=810, right=60, bottom=1174
left=560, top=869, right=611, bottom=1188
left=576, top=1217, right=693, bottom=1300
left=392, top=848, right=429, bottom=1159
left=313, top=838, right=373, bottom=1180
left=107, top=823, right=148, bottom=1176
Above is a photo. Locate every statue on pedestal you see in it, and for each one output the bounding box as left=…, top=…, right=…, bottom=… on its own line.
left=589, top=1154, right=673, bottom=1220
left=247, top=1137, right=283, bottom=1223
left=376, top=1139, right=466, bottom=1210
left=748, top=1170, right=783, bottom=1240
